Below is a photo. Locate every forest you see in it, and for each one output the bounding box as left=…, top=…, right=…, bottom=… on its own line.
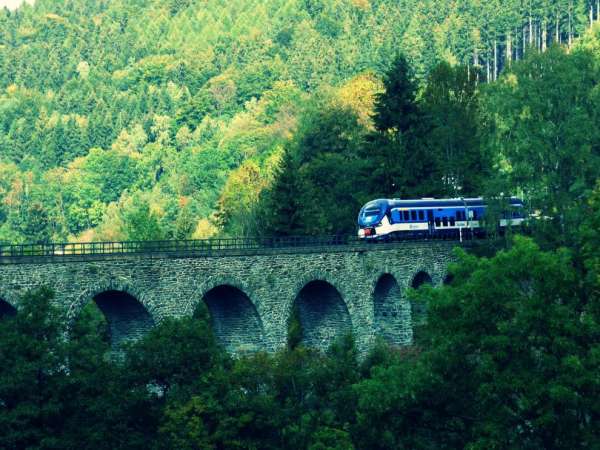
left=1, top=0, right=600, bottom=243
left=0, top=0, right=599, bottom=448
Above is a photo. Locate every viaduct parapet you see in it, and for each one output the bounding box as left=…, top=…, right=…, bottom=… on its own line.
left=0, top=240, right=458, bottom=354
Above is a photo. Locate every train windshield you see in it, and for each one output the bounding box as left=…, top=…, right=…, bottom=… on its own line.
left=364, top=209, right=380, bottom=217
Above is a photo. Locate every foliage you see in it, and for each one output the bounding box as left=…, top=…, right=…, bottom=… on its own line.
left=2, top=227, right=600, bottom=448
left=2, top=0, right=600, bottom=242
left=353, top=237, right=600, bottom=449
left=259, top=95, right=369, bottom=236
left=481, top=44, right=600, bottom=247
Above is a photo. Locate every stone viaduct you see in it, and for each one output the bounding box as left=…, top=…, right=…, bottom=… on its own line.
left=0, top=240, right=458, bottom=354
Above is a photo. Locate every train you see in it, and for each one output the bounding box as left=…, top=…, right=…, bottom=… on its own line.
left=357, top=197, right=525, bottom=240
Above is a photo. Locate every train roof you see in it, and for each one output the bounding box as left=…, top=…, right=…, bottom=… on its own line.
left=377, top=197, right=523, bottom=209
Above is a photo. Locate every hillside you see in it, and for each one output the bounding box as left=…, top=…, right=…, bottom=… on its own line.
left=0, top=0, right=599, bottom=243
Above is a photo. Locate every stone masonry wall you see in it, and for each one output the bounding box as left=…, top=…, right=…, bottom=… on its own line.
left=0, top=241, right=458, bottom=353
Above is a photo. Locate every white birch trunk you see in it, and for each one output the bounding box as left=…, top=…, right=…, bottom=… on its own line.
left=556, top=8, right=560, bottom=42
left=569, top=0, right=573, bottom=46
left=507, top=31, right=512, bottom=66
left=542, top=20, right=547, bottom=51
left=494, top=39, right=498, bottom=80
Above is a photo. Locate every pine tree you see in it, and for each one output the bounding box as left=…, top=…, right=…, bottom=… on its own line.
left=372, top=54, right=419, bottom=134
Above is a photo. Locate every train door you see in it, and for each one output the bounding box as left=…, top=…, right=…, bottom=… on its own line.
left=427, top=210, right=434, bottom=235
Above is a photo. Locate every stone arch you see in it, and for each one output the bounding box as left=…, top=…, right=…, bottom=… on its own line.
left=71, top=281, right=155, bottom=351
left=372, top=273, right=412, bottom=345
left=289, top=271, right=353, bottom=316
left=201, top=284, right=266, bottom=353
left=293, top=279, right=353, bottom=351
left=0, top=297, right=17, bottom=318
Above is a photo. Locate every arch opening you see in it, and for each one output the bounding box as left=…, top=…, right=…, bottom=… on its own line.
left=202, top=285, right=265, bottom=353
left=412, top=271, right=433, bottom=289
left=293, top=280, right=352, bottom=351
left=91, top=290, right=155, bottom=351
left=0, top=298, right=16, bottom=318
left=373, top=274, right=412, bottom=345
left=410, top=271, right=433, bottom=337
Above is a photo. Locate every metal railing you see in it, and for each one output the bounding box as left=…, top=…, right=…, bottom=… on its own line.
left=0, top=235, right=366, bottom=259
left=0, top=234, right=464, bottom=261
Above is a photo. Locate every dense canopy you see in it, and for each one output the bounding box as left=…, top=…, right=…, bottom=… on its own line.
left=1, top=0, right=600, bottom=242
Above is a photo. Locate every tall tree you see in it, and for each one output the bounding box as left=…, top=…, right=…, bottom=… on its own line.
left=261, top=97, right=368, bottom=236
left=367, top=54, right=437, bottom=198
left=421, top=62, right=490, bottom=197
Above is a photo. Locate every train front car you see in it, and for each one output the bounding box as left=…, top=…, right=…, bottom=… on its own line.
left=357, top=199, right=388, bottom=239
left=357, top=198, right=431, bottom=240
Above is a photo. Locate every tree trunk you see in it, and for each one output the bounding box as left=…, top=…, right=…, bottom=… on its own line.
left=556, top=8, right=560, bottom=42
left=542, top=20, right=547, bottom=51
left=494, top=39, right=498, bottom=80
left=507, top=31, right=512, bottom=66
left=529, top=9, right=533, bottom=46
left=591, top=4, right=594, bottom=26
left=486, top=57, right=490, bottom=83
left=569, top=0, right=573, bottom=46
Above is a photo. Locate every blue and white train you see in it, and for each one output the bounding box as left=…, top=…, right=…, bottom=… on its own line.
left=357, top=197, right=525, bottom=240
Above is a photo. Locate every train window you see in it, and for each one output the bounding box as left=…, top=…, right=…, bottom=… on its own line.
left=403, top=211, right=410, bottom=221
left=450, top=217, right=455, bottom=226
left=435, top=217, right=441, bottom=227
left=418, top=210, right=424, bottom=220
left=472, top=210, right=478, bottom=220
left=442, top=217, right=448, bottom=227
left=457, top=211, right=464, bottom=221
left=411, top=211, right=417, bottom=221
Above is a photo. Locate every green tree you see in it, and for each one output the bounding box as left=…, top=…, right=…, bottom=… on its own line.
left=367, top=54, right=436, bottom=198
left=261, top=97, right=368, bottom=236
left=0, top=288, right=66, bottom=449
left=372, top=54, right=420, bottom=135
left=421, top=62, right=490, bottom=196
left=481, top=45, right=600, bottom=246
left=122, top=199, right=165, bottom=242
left=354, top=237, right=600, bottom=448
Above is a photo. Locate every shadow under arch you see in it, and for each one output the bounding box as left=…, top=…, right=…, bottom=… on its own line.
left=443, top=273, right=454, bottom=285
left=201, top=285, right=266, bottom=353
left=410, top=270, right=434, bottom=337
left=373, top=273, right=412, bottom=345
left=293, top=280, right=352, bottom=351
left=412, top=271, right=433, bottom=289
left=0, top=298, right=16, bottom=318
left=84, top=290, right=155, bottom=351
